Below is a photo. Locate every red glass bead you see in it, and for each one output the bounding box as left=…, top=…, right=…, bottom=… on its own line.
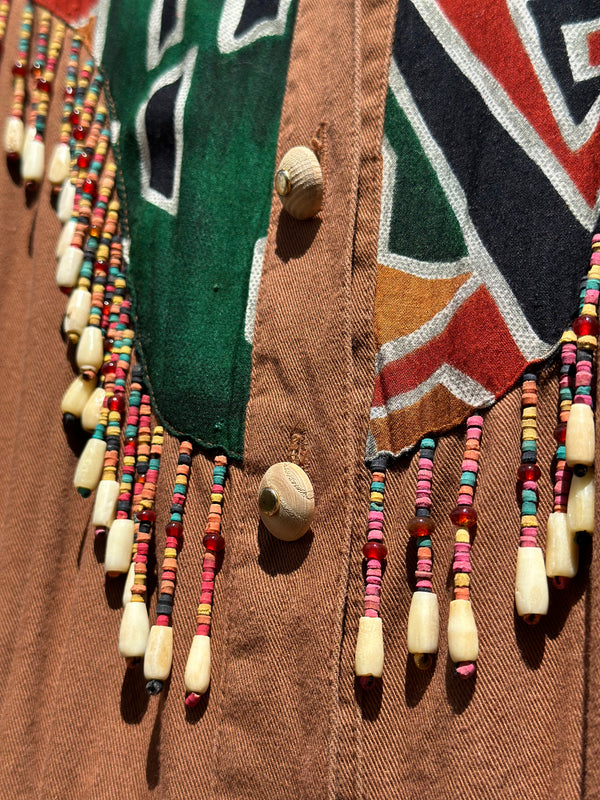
left=12, top=61, right=26, bottom=77
left=450, top=505, right=477, bottom=527
left=101, top=360, right=117, bottom=376
left=137, top=509, right=156, bottom=523
left=65, top=85, right=74, bottom=98
left=73, top=125, right=85, bottom=141
left=77, top=151, right=90, bottom=169
left=517, top=463, right=541, bottom=482
left=31, top=61, right=42, bottom=78
left=70, top=108, right=81, bottom=125
left=94, top=258, right=108, bottom=274
left=108, top=394, right=125, bottom=413
left=37, top=77, right=51, bottom=93
left=407, top=516, right=435, bottom=538
left=203, top=532, right=225, bottom=552
left=6, top=150, right=20, bottom=162
left=554, top=423, right=567, bottom=444
left=362, top=541, right=387, bottom=560
left=103, top=336, right=114, bottom=353
left=83, top=177, right=97, bottom=200
left=166, top=521, right=183, bottom=538
left=89, top=225, right=100, bottom=239
left=573, top=314, right=599, bottom=338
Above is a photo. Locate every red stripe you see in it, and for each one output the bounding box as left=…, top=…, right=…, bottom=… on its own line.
left=436, top=0, right=600, bottom=206
left=372, top=286, right=526, bottom=406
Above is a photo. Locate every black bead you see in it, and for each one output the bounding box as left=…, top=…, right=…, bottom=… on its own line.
left=370, top=454, right=389, bottom=472
left=574, top=464, right=588, bottom=477
left=146, top=680, right=163, bottom=696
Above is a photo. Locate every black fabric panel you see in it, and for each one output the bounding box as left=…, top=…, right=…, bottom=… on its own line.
left=145, top=76, right=181, bottom=199
left=235, top=0, right=281, bottom=37
left=159, top=0, right=178, bottom=48
left=393, top=0, right=592, bottom=345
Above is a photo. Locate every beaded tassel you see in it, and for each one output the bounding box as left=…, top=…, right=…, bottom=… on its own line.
left=104, top=366, right=143, bottom=577
left=0, top=1, right=10, bottom=59
left=448, top=414, right=483, bottom=679
left=91, top=298, right=134, bottom=535
left=56, top=106, right=106, bottom=263
left=354, top=456, right=388, bottom=688
left=145, top=440, right=193, bottom=695
left=20, top=6, right=50, bottom=173
left=22, top=16, right=65, bottom=188
left=406, top=438, right=438, bottom=670
left=122, top=393, right=153, bottom=606
left=545, top=331, right=578, bottom=587
left=119, top=425, right=165, bottom=663
left=56, top=56, right=94, bottom=222
left=565, top=236, right=600, bottom=541
left=514, top=373, right=549, bottom=623
left=48, top=34, right=81, bottom=187
left=57, top=117, right=111, bottom=294
left=184, top=454, right=228, bottom=707
left=63, top=185, right=118, bottom=351
left=72, top=300, right=132, bottom=496
left=72, top=69, right=103, bottom=142
left=3, top=1, right=33, bottom=159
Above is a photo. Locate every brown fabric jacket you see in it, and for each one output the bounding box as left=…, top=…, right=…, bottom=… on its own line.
left=0, top=1, right=597, bottom=798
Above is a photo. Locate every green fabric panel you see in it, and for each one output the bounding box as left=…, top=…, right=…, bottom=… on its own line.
left=101, top=1, right=297, bottom=459
left=384, top=88, right=467, bottom=262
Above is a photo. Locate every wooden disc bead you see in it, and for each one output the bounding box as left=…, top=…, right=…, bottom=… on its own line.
left=275, top=146, right=323, bottom=220
left=258, top=462, right=315, bottom=541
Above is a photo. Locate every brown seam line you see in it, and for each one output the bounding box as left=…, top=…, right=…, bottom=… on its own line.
left=326, top=0, right=363, bottom=797
left=345, top=0, right=402, bottom=796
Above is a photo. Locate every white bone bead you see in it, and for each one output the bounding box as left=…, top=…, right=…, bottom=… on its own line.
left=60, top=374, right=97, bottom=417
left=92, top=479, right=119, bottom=528
left=56, top=245, right=84, bottom=289
left=63, top=288, right=91, bottom=342
left=105, top=518, right=135, bottom=576
left=447, top=599, right=478, bottom=663
left=21, top=124, right=35, bottom=161
left=545, top=512, right=578, bottom=579
left=354, top=616, right=384, bottom=678
left=81, top=387, right=106, bottom=432
left=21, top=138, right=44, bottom=183
left=76, top=325, right=104, bottom=374
left=406, top=591, right=439, bottom=655
left=73, top=436, right=106, bottom=496
left=514, top=546, right=549, bottom=618
left=47, top=142, right=70, bottom=185
left=57, top=178, right=76, bottom=223
left=122, top=560, right=136, bottom=606
left=565, top=402, right=595, bottom=467
left=119, top=601, right=149, bottom=659
left=184, top=634, right=212, bottom=695
left=3, top=116, right=24, bottom=155
left=144, top=625, right=174, bottom=682
left=567, top=468, right=595, bottom=536
left=56, top=217, right=76, bottom=258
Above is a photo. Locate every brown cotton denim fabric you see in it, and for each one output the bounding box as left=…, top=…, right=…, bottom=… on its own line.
left=0, top=0, right=598, bottom=798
